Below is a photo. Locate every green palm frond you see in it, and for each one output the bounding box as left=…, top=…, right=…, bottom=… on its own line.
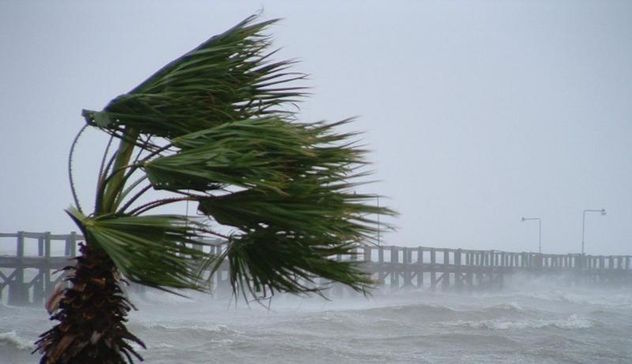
left=204, top=230, right=372, bottom=299
left=196, top=177, right=391, bottom=296
left=70, top=14, right=395, bottom=298
left=198, top=184, right=383, bottom=239
left=66, top=207, right=211, bottom=293
left=81, top=15, right=305, bottom=142
left=141, top=117, right=364, bottom=193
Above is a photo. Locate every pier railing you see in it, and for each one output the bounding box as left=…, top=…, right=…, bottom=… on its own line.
left=1, top=232, right=631, bottom=305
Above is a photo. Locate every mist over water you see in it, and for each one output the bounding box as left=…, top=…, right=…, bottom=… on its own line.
left=2, top=277, right=632, bottom=364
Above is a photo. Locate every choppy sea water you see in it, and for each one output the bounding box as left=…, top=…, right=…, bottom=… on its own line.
left=2, top=276, right=632, bottom=364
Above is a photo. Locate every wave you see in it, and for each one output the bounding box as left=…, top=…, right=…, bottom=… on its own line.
left=442, top=314, right=593, bottom=330
left=468, top=302, right=526, bottom=316
left=484, top=302, right=524, bottom=312
left=0, top=331, right=35, bottom=351
left=348, top=300, right=527, bottom=323
left=131, top=321, right=243, bottom=343
left=141, top=322, right=233, bottom=332
left=363, top=302, right=456, bottom=316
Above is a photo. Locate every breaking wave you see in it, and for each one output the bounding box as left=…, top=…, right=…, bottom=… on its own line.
left=0, top=331, right=34, bottom=351
left=443, top=314, right=593, bottom=330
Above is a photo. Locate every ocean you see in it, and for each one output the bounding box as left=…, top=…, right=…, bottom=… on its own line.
left=2, top=275, right=632, bottom=363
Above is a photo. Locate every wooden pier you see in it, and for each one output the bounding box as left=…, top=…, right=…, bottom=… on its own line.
left=1, top=232, right=631, bottom=305
left=359, top=245, right=632, bottom=292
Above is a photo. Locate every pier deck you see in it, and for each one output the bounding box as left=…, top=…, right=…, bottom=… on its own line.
left=1, top=232, right=630, bottom=305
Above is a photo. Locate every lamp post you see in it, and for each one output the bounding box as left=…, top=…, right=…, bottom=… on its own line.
left=521, top=217, right=542, bottom=253
left=582, top=209, right=606, bottom=255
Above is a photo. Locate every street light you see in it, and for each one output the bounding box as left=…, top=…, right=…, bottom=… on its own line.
left=582, top=209, right=606, bottom=255
left=521, top=217, right=542, bottom=254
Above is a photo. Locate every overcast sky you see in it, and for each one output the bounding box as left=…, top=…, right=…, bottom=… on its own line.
left=1, top=1, right=631, bottom=255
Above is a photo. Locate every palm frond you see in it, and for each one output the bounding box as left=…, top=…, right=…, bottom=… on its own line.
left=141, top=117, right=366, bottom=193
left=70, top=15, right=395, bottom=300
left=202, top=230, right=373, bottom=298
left=138, top=114, right=395, bottom=296
left=66, top=207, right=212, bottom=293
left=81, top=15, right=305, bottom=142
left=198, top=183, right=390, bottom=239
left=197, top=176, right=394, bottom=296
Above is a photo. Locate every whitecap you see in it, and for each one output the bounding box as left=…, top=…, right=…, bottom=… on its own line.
left=149, top=343, right=175, bottom=349
left=443, top=314, right=592, bottom=330
left=484, top=302, right=525, bottom=313
left=0, top=331, right=35, bottom=351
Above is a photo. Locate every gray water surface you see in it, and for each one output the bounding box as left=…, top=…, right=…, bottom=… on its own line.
left=2, top=280, right=632, bottom=363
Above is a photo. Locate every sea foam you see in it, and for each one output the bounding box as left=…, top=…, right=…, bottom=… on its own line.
left=443, top=314, right=593, bottom=330
left=0, top=331, right=35, bottom=351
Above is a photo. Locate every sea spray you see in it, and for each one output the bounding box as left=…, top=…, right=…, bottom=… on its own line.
left=0, top=331, right=35, bottom=351
left=1, top=285, right=631, bottom=363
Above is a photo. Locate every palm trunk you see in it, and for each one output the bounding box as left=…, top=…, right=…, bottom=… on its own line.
left=37, top=127, right=143, bottom=363
left=35, top=242, right=144, bottom=363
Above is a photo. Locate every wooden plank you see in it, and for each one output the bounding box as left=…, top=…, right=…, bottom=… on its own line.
left=66, top=231, right=77, bottom=257
left=350, top=246, right=357, bottom=262
left=38, top=236, right=44, bottom=257
left=10, top=231, right=26, bottom=305
left=455, top=250, right=462, bottom=291
left=43, top=232, right=52, bottom=299
left=390, top=246, right=399, bottom=288
left=403, top=248, right=412, bottom=287
left=430, top=248, right=436, bottom=290
left=363, top=246, right=371, bottom=263
left=378, top=246, right=385, bottom=284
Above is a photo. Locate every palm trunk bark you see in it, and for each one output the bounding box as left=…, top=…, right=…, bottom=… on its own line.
left=36, top=242, right=144, bottom=363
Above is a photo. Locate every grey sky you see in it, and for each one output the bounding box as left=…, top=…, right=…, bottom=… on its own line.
left=1, top=1, right=631, bottom=255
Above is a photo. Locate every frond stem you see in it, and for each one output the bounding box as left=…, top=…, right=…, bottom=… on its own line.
left=68, top=124, right=89, bottom=213
left=95, top=150, right=119, bottom=213
left=101, top=127, right=140, bottom=213
left=136, top=142, right=175, bottom=165
left=97, top=134, right=115, bottom=185
left=127, top=197, right=194, bottom=216
left=117, top=183, right=152, bottom=215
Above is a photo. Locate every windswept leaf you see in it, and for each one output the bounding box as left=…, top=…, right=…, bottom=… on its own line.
left=72, top=15, right=395, bottom=301
left=67, top=207, right=213, bottom=293
left=198, top=184, right=390, bottom=241
left=201, top=229, right=372, bottom=298
left=82, top=16, right=306, bottom=140
left=142, top=117, right=367, bottom=193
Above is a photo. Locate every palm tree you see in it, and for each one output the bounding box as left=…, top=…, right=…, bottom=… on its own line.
left=35, top=15, right=393, bottom=363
